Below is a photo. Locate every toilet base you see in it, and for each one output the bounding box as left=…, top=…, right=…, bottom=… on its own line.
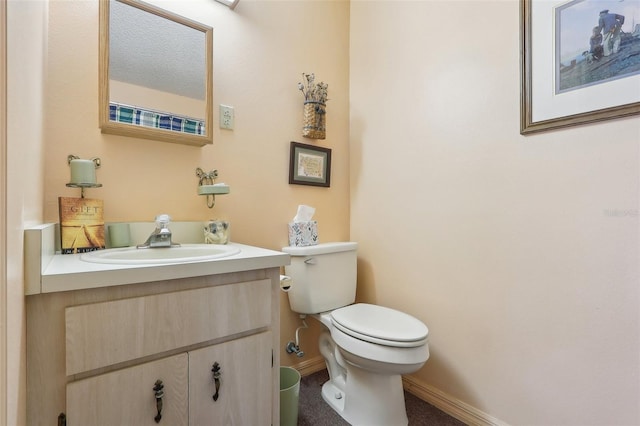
left=322, top=366, right=408, bottom=426
left=321, top=380, right=346, bottom=415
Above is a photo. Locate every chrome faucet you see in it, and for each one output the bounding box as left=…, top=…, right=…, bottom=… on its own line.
left=137, top=214, right=180, bottom=248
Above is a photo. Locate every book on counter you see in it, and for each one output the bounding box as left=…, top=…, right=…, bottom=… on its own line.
left=58, top=197, right=105, bottom=254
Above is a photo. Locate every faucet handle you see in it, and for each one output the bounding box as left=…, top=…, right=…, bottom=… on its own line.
left=155, top=214, right=171, bottom=228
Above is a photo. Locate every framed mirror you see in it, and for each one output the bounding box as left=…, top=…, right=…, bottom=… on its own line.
left=99, top=0, right=213, bottom=147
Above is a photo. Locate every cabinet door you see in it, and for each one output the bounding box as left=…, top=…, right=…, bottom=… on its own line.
left=67, top=353, right=188, bottom=426
left=189, top=332, right=272, bottom=426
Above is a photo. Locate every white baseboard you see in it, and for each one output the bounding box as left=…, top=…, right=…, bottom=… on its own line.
left=402, top=375, right=509, bottom=426
left=291, top=356, right=508, bottom=426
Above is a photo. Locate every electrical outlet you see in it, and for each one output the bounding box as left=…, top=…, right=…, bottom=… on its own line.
left=219, top=105, right=234, bottom=130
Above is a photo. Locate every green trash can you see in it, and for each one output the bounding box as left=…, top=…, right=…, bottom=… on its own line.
left=280, top=366, right=301, bottom=426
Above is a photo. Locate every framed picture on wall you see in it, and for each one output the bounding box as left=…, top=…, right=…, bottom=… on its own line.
left=520, top=0, right=640, bottom=134
left=289, top=141, right=331, bottom=187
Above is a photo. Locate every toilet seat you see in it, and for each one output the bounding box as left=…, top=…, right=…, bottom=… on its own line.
left=330, top=303, right=428, bottom=348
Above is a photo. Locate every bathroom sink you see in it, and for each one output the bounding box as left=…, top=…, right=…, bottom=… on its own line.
left=80, top=244, right=241, bottom=265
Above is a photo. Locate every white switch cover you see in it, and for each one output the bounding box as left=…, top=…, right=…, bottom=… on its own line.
left=220, top=105, right=234, bottom=130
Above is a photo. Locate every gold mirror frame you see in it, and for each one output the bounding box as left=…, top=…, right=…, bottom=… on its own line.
left=99, top=0, right=213, bottom=147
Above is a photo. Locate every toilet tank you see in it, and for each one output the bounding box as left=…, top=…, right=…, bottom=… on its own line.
left=281, top=242, right=357, bottom=314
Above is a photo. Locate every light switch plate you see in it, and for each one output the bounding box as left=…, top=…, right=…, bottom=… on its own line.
left=220, top=105, right=234, bottom=130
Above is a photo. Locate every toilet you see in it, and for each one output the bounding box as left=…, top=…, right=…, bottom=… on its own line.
left=282, top=242, right=429, bottom=426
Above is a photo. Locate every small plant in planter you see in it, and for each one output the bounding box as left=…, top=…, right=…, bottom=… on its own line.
left=298, top=73, right=328, bottom=139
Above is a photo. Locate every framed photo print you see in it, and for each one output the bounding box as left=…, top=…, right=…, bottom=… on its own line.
left=520, top=0, right=640, bottom=134
left=289, top=141, right=331, bottom=187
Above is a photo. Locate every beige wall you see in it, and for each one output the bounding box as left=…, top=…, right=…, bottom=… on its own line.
left=351, top=1, right=639, bottom=425
left=5, top=0, right=48, bottom=424
left=1, top=1, right=6, bottom=422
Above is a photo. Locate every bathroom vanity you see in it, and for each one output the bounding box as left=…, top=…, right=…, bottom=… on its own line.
left=25, top=224, right=289, bottom=426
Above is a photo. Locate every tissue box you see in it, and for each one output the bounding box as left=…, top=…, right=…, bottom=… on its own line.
left=288, top=221, right=318, bottom=246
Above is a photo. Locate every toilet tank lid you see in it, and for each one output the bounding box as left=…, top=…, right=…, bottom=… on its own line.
left=282, top=242, right=357, bottom=256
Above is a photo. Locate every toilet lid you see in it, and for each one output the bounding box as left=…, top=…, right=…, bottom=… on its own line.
left=330, top=304, right=428, bottom=348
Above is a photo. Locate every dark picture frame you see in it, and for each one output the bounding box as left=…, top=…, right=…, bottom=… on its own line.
left=289, top=141, right=331, bottom=187
left=520, top=0, right=640, bottom=134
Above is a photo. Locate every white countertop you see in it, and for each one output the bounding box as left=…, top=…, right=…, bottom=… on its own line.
left=38, top=243, right=289, bottom=293
left=25, top=224, right=290, bottom=294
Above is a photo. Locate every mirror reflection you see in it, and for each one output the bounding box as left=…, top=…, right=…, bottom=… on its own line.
left=99, top=0, right=213, bottom=146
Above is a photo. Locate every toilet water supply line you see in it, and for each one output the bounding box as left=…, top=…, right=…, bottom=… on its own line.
left=286, top=316, right=308, bottom=358
left=280, top=274, right=308, bottom=357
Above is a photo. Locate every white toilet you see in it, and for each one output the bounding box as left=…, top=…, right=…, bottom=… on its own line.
left=282, top=242, right=429, bottom=426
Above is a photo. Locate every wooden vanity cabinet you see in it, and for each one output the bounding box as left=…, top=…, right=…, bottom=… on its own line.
left=26, top=269, right=281, bottom=426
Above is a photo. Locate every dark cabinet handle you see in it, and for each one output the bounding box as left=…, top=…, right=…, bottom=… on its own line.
left=153, top=380, right=164, bottom=423
left=212, top=362, right=221, bottom=401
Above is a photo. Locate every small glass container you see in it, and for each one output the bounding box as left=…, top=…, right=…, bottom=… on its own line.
left=204, top=220, right=230, bottom=244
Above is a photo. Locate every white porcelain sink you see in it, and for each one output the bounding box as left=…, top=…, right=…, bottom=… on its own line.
left=80, top=244, right=241, bottom=265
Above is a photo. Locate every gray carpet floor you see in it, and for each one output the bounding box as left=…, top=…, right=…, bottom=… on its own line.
left=297, top=369, right=466, bottom=426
